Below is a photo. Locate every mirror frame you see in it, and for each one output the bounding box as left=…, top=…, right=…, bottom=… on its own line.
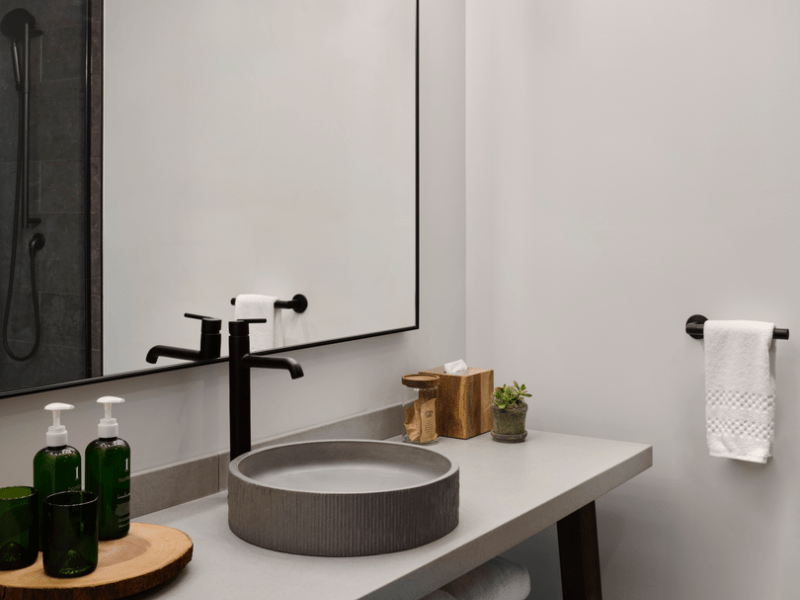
left=0, top=0, right=419, bottom=399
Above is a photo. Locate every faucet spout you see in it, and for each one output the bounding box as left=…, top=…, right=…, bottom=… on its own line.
left=145, top=313, right=222, bottom=364
left=145, top=345, right=202, bottom=364
left=241, top=355, right=304, bottom=379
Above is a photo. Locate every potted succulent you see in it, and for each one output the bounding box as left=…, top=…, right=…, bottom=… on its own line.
left=491, top=381, right=531, bottom=443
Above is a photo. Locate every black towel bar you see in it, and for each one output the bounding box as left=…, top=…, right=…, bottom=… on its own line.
left=231, top=294, right=308, bottom=314
left=686, top=314, right=789, bottom=340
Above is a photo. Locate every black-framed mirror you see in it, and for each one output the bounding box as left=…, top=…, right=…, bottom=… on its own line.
left=0, top=0, right=418, bottom=399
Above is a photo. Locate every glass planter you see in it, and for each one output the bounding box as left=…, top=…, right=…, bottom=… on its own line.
left=491, top=401, right=528, bottom=443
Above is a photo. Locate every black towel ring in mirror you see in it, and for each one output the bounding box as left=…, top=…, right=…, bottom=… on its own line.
left=686, top=314, right=789, bottom=340
left=230, top=294, right=308, bottom=314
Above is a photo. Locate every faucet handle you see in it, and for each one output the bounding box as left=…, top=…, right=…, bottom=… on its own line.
left=229, top=318, right=267, bottom=336
left=185, top=312, right=224, bottom=323
left=184, top=313, right=222, bottom=334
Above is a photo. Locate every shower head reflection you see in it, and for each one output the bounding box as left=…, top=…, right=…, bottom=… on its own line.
left=0, top=9, right=36, bottom=40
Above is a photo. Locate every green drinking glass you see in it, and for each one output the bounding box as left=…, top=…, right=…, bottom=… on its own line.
left=42, top=491, right=98, bottom=578
left=0, top=486, right=39, bottom=570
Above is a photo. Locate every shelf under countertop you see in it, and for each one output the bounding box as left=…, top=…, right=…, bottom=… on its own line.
left=132, top=431, right=652, bottom=600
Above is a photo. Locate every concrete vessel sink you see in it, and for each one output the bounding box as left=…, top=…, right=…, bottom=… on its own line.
left=228, top=439, right=459, bottom=556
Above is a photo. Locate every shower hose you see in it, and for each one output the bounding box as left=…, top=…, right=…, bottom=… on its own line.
left=3, top=85, right=42, bottom=362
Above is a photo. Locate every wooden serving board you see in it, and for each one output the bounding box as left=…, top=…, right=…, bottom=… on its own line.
left=0, top=523, right=192, bottom=600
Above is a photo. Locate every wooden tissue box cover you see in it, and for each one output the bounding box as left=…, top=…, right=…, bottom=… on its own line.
left=419, top=366, right=494, bottom=439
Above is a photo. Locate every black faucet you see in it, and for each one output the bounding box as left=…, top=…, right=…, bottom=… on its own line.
left=145, top=313, right=222, bottom=364
left=229, top=318, right=304, bottom=461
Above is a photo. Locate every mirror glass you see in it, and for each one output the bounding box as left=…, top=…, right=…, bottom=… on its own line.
left=0, top=0, right=417, bottom=397
left=104, top=0, right=417, bottom=374
left=0, top=0, right=92, bottom=396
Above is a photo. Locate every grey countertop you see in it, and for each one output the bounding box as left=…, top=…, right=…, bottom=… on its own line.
left=132, top=431, right=652, bottom=600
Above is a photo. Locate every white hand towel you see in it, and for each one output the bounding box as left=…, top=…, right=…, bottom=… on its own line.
left=273, top=307, right=284, bottom=348
left=439, top=557, right=530, bottom=600
left=234, top=294, right=278, bottom=352
left=704, top=320, right=776, bottom=463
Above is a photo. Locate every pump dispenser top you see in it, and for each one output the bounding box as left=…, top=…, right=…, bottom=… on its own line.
left=97, top=396, right=124, bottom=438
left=45, top=402, right=74, bottom=447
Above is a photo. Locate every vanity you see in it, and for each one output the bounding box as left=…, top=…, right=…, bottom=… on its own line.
left=131, top=427, right=651, bottom=600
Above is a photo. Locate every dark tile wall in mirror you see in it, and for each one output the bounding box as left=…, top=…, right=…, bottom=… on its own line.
left=0, top=0, right=94, bottom=393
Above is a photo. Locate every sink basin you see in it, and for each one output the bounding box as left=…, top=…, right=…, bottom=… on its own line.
left=228, top=439, right=459, bottom=556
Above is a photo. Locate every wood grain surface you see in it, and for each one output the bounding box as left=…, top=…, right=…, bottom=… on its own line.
left=0, top=523, right=192, bottom=600
left=420, top=367, right=494, bottom=439
left=401, top=374, right=440, bottom=389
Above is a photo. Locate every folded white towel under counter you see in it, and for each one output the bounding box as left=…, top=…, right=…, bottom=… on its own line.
left=704, top=320, right=776, bottom=463
left=233, top=294, right=280, bottom=352
left=420, top=556, right=530, bottom=600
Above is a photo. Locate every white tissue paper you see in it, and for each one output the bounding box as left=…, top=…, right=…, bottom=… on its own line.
left=444, top=359, right=469, bottom=375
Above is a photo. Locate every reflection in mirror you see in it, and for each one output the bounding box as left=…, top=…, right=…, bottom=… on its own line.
left=0, top=0, right=93, bottom=395
left=0, top=0, right=418, bottom=398
left=104, top=0, right=417, bottom=374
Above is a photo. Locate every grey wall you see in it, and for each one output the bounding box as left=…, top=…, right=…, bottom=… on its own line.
left=0, top=0, right=89, bottom=392
left=0, top=0, right=466, bottom=504
left=467, top=0, right=800, bottom=598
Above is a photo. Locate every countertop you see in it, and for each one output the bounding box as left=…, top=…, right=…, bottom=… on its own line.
left=132, top=431, right=652, bottom=600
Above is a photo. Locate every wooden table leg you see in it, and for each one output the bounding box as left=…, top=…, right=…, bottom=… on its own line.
left=556, top=501, right=602, bottom=600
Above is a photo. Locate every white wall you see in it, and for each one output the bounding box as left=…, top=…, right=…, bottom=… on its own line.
left=467, top=0, right=800, bottom=598
left=0, top=0, right=465, bottom=495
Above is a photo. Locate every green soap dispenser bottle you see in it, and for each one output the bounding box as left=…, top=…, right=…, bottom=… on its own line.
left=85, top=396, right=130, bottom=540
left=33, top=403, right=82, bottom=549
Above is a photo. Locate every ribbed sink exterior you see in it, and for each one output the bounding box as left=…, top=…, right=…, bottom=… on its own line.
left=228, top=440, right=459, bottom=556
